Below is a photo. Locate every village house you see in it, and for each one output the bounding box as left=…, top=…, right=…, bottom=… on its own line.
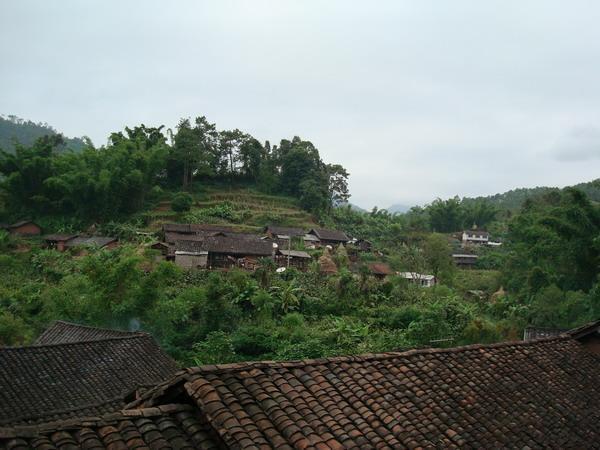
left=174, top=240, right=208, bottom=270
left=302, top=232, right=321, bottom=248
left=43, top=233, right=78, bottom=251
left=462, top=229, right=490, bottom=244
left=307, top=227, right=349, bottom=247
left=3, top=320, right=598, bottom=448
left=263, top=225, right=305, bottom=241
left=276, top=249, right=312, bottom=271
left=64, top=236, right=119, bottom=250
left=0, top=321, right=178, bottom=427
left=43, top=234, right=118, bottom=251
left=149, top=241, right=169, bottom=257
left=173, top=234, right=274, bottom=270
left=367, top=262, right=393, bottom=280
left=452, top=252, right=479, bottom=268
left=399, top=271, right=436, bottom=287
left=352, top=238, right=373, bottom=252
left=0, top=220, right=41, bottom=236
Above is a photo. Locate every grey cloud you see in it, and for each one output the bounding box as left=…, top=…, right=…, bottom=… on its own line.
left=554, top=127, right=600, bottom=162
left=1, top=0, right=600, bottom=208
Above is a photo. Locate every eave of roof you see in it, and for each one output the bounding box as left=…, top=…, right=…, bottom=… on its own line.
left=0, top=403, right=223, bottom=449
left=567, top=318, right=600, bottom=339
left=34, top=320, right=143, bottom=345
left=127, top=334, right=600, bottom=449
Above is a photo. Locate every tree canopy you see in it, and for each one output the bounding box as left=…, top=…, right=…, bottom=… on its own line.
left=0, top=116, right=349, bottom=220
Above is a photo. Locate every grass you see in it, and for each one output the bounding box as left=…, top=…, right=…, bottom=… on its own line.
left=144, top=186, right=317, bottom=231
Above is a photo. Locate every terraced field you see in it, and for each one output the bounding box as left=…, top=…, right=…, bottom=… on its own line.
left=145, top=187, right=317, bottom=232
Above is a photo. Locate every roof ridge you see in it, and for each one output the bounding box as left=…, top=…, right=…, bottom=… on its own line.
left=186, top=335, right=572, bottom=374
left=50, top=320, right=144, bottom=335
left=3, top=333, right=153, bottom=351
left=0, top=404, right=193, bottom=437
left=567, top=318, right=600, bottom=338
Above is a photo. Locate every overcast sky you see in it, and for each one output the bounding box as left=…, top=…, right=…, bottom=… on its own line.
left=1, top=1, right=599, bottom=209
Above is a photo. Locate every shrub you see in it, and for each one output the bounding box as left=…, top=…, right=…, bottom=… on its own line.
left=171, top=192, right=193, bottom=212
left=148, top=185, right=164, bottom=202
left=192, top=331, right=237, bottom=365
left=231, top=325, right=275, bottom=357
left=0, top=312, right=32, bottom=346
left=0, top=230, right=15, bottom=252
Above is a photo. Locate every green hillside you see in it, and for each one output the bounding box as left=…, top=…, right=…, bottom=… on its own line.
left=0, top=115, right=88, bottom=153
left=144, top=186, right=318, bottom=233
left=462, top=178, right=600, bottom=210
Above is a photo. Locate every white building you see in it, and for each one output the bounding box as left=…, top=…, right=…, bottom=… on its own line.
left=174, top=249, right=208, bottom=269
left=462, top=230, right=489, bottom=244
left=399, top=272, right=436, bottom=287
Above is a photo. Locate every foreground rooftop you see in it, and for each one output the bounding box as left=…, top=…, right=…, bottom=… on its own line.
left=1, top=320, right=598, bottom=449
left=0, top=322, right=178, bottom=426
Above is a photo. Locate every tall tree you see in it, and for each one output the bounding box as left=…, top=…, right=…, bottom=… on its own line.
left=427, top=197, right=463, bottom=232
left=327, top=163, right=350, bottom=206
left=218, top=129, right=249, bottom=179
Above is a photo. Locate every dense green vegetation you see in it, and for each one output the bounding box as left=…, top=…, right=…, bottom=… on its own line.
left=460, top=179, right=600, bottom=211
left=0, top=118, right=348, bottom=224
left=0, top=116, right=598, bottom=366
left=0, top=115, right=87, bottom=154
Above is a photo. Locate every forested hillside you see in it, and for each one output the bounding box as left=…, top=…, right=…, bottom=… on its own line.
left=385, top=179, right=600, bottom=214
left=0, top=115, right=598, bottom=367
left=0, top=117, right=349, bottom=227
left=461, top=179, right=600, bottom=211
left=0, top=115, right=87, bottom=153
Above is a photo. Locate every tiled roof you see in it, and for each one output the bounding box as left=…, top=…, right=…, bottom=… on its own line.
left=303, top=233, right=320, bottom=242
left=0, top=335, right=178, bottom=426
left=64, top=236, right=117, bottom=248
left=35, top=321, right=142, bottom=345
left=0, top=221, right=41, bottom=232
left=166, top=230, right=260, bottom=243
left=175, top=240, right=210, bottom=254
left=0, top=404, right=223, bottom=449
left=266, top=226, right=305, bottom=237
left=2, top=220, right=38, bottom=229
left=309, top=228, right=349, bottom=242
left=162, top=223, right=194, bottom=233
left=42, top=233, right=78, bottom=242
left=567, top=318, right=600, bottom=339
left=165, top=231, right=200, bottom=243
left=163, top=223, right=237, bottom=234
left=278, top=249, right=311, bottom=259
left=130, top=336, right=600, bottom=449
left=174, top=235, right=274, bottom=257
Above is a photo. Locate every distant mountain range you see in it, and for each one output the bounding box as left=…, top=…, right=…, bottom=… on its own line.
left=382, top=179, right=600, bottom=214
left=386, top=203, right=412, bottom=214
left=336, top=202, right=367, bottom=212
left=0, top=115, right=88, bottom=153
left=461, top=179, right=600, bottom=210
